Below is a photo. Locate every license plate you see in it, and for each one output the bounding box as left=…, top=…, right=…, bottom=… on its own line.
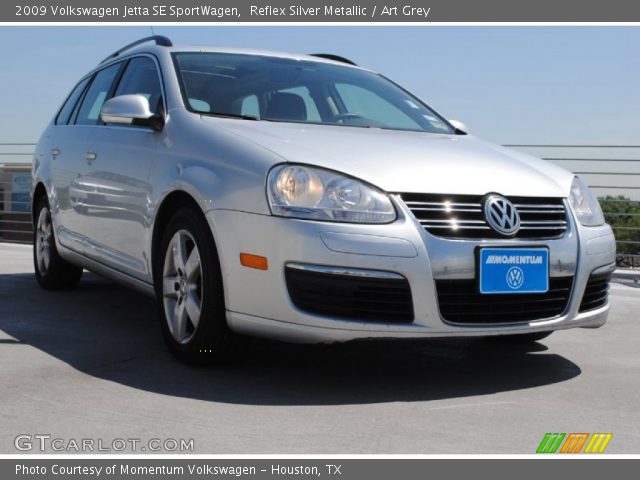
left=479, top=248, right=549, bottom=294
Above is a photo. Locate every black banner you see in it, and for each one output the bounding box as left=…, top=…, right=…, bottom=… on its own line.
left=6, top=0, right=640, bottom=22
left=4, top=459, right=639, bottom=480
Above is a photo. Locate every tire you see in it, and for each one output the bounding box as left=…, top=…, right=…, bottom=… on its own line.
left=493, top=331, right=553, bottom=344
left=154, top=207, right=236, bottom=365
left=33, top=196, right=83, bottom=290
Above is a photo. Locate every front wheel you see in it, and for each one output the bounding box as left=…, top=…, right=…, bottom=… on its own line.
left=155, top=207, right=236, bottom=365
left=33, top=197, right=83, bottom=290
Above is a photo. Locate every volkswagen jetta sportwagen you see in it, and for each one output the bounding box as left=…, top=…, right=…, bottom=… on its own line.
left=32, top=36, right=616, bottom=363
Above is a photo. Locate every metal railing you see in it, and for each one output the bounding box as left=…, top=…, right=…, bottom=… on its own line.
left=507, top=145, right=640, bottom=269
left=0, top=143, right=34, bottom=244
left=1, top=143, right=639, bottom=268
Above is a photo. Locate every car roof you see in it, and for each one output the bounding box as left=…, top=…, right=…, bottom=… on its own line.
left=100, top=43, right=367, bottom=71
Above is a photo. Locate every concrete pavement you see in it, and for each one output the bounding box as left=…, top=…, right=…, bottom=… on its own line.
left=0, top=243, right=638, bottom=454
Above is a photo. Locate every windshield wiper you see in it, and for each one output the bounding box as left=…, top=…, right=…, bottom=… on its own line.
left=201, top=112, right=260, bottom=121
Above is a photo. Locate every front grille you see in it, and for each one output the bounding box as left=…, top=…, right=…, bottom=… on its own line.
left=579, top=272, right=611, bottom=312
left=435, top=276, right=573, bottom=324
left=285, top=265, right=414, bottom=323
left=399, top=193, right=568, bottom=239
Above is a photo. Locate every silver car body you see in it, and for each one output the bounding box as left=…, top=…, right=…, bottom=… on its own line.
left=33, top=43, right=617, bottom=343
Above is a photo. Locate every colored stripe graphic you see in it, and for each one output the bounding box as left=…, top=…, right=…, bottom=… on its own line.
left=537, top=433, right=565, bottom=453
left=560, top=433, right=589, bottom=453
left=537, top=433, right=613, bottom=453
left=584, top=433, right=613, bottom=453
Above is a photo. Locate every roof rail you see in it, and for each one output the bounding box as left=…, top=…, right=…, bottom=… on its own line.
left=99, top=36, right=173, bottom=64
left=310, top=53, right=357, bottom=66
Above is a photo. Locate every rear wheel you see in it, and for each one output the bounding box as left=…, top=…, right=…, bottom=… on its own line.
left=33, top=197, right=83, bottom=290
left=155, top=207, right=236, bottom=365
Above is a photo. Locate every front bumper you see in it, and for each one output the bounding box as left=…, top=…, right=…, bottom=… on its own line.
left=205, top=199, right=616, bottom=343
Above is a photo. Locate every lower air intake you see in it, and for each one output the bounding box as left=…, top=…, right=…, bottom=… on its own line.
left=435, top=276, right=574, bottom=324
left=579, top=272, right=611, bottom=312
left=285, top=264, right=414, bottom=323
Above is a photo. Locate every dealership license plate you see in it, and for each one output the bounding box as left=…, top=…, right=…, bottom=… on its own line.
left=479, top=248, right=549, bottom=294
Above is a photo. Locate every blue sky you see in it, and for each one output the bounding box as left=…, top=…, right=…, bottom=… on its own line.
left=0, top=26, right=638, bottom=145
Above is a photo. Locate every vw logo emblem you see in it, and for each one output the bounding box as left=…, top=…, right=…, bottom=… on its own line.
left=484, top=194, right=520, bottom=235
left=506, top=266, right=524, bottom=289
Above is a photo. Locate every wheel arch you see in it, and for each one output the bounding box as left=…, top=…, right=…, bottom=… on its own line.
left=31, top=182, right=48, bottom=225
left=150, top=189, right=215, bottom=282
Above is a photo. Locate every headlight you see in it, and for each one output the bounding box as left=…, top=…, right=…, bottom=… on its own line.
left=267, top=164, right=396, bottom=223
left=568, top=176, right=605, bottom=226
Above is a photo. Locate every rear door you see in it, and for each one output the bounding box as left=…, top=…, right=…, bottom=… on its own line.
left=55, top=62, right=124, bottom=256
left=48, top=75, right=91, bottom=235
left=49, top=73, right=96, bottom=253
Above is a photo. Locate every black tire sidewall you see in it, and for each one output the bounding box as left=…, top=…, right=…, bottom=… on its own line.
left=154, top=207, right=231, bottom=363
left=33, top=197, right=82, bottom=289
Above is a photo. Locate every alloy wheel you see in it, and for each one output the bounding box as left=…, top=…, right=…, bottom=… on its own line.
left=162, top=229, right=203, bottom=344
left=35, top=207, right=53, bottom=274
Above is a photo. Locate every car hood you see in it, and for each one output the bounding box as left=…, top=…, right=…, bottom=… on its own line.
left=202, top=117, right=573, bottom=198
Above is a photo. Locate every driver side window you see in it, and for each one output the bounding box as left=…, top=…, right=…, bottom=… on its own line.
left=75, top=63, right=122, bottom=126
left=115, top=57, right=163, bottom=116
left=334, top=83, right=420, bottom=130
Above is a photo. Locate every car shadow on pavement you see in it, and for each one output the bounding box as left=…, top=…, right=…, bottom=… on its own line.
left=0, top=272, right=582, bottom=406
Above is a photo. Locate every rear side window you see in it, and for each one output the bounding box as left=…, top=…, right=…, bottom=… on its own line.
left=114, top=57, right=163, bottom=115
left=75, top=63, right=121, bottom=126
left=56, top=77, right=91, bottom=125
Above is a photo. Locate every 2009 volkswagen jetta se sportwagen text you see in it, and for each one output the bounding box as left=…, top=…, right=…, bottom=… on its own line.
left=32, top=36, right=616, bottom=364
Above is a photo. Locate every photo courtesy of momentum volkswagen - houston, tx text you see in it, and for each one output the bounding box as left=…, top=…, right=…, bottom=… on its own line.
left=30, top=34, right=616, bottom=364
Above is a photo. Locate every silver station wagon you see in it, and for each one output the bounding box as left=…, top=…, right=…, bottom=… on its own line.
left=32, top=36, right=616, bottom=364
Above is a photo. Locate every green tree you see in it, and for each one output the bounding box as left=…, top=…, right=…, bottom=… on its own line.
left=599, top=195, right=640, bottom=268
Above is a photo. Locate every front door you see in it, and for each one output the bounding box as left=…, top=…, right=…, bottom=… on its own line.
left=79, top=56, right=163, bottom=280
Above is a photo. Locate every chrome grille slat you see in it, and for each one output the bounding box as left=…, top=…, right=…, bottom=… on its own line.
left=404, top=201, right=481, bottom=208
left=409, top=207, right=482, bottom=213
left=519, top=226, right=567, bottom=230
left=419, top=219, right=486, bottom=224
left=517, top=209, right=565, bottom=214
left=423, top=225, right=492, bottom=230
left=399, top=193, right=568, bottom=240
left=514, top=203, right=563, bottom=209
left=520, top=220, right=567, bottom=225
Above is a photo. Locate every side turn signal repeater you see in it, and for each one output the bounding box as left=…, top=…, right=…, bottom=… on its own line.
left=240, top=253, right=269, bottom=271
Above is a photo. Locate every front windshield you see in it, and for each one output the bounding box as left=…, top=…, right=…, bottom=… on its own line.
left=172, top=52, right=454, bottom=134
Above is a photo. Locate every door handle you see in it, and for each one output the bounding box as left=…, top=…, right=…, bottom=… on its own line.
left=50, top=148, right=60, bottom=158
left=85, top=151, right=97, bottom=162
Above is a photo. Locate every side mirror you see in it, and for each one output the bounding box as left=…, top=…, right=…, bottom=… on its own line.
left=448, top=119, right=468, bottom=134
left=101, top=94, right=163, bottom=130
